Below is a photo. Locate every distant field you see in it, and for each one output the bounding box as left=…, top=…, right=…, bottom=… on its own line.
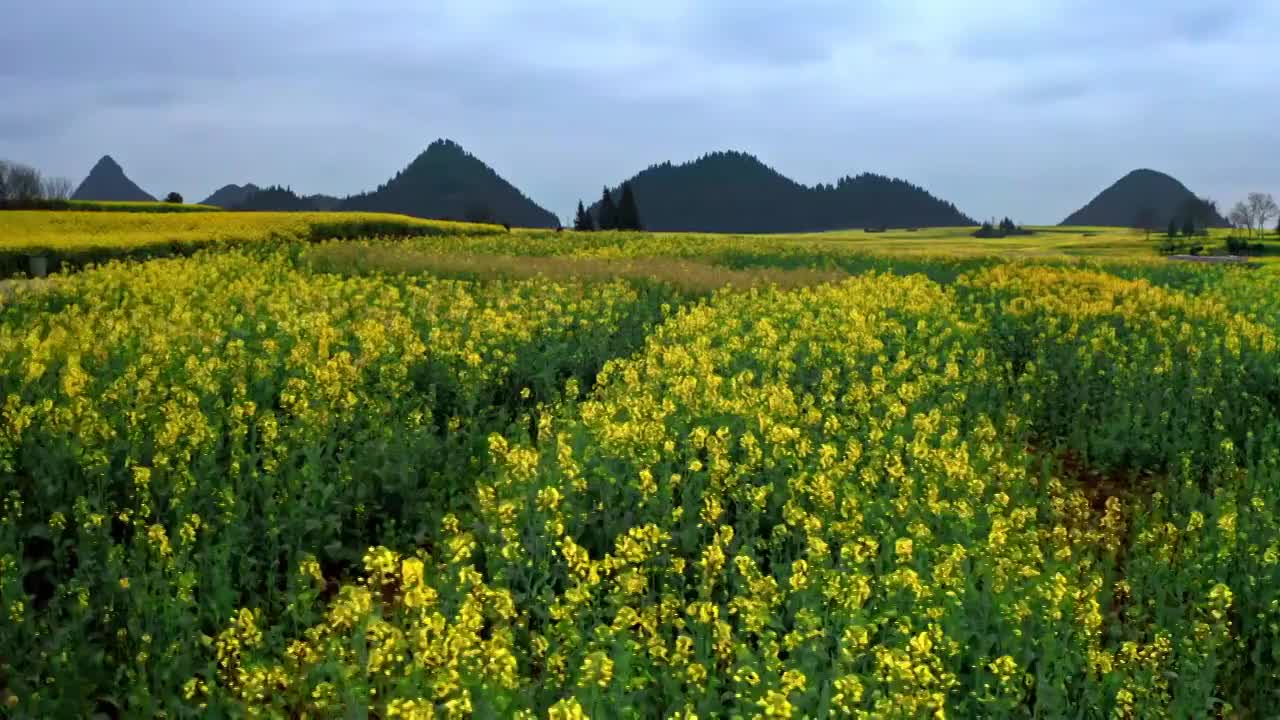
left=773, top=225, right=1238, bottom=256
left=6, top=209, right=1275, bottom=280
left=3, top=209, right=1268, bottom=263
left=66, top=199, right=225, bottom=213
left=0, top=210, right=503, bottom=276
left=1, top=199, right=225, bottom=213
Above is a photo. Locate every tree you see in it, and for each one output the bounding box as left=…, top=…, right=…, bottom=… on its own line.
left=0, top=160, right=9, bottom=202
left=616, top=182, right=642, bottom=231
left=1179, top=196, right=1218, bottom=235
left=1133, top=207, right=1158, bottom=241
left=573, top=200, right=595, bottom=231
left=1245, top=192, right=1278, bottom=239
left=597, top=187, right=618, bottom=231
left=164, top=191, right=184, bottom=204
left=1229, top=201, right=1250, bottom=234
left=1181, top=216, right=1195, bottom=238
left=1166, top=219, right=1178, bottom=239
left=42, top=177, right=73, bottom=201
left=972, top=221, right=998, bottom=238
left=4, top=162, right=43, bottom=202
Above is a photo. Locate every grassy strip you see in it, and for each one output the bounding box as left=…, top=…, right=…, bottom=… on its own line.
left=306, top=242, right=851, bottom=293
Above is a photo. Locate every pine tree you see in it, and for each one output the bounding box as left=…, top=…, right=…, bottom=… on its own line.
left=598, top=187, right=618, bottom=231
left=616, top=182, right=643, bottom=230
left=573, top=201, right=595, bottom=231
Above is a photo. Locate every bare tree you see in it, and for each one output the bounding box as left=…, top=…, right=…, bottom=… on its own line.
left=1229, top=201, right=1250, bottom=233
left=42, top=176, right=73, bottom=201
left=1245, top=192, right=1279, bottom=239
left=4, top=162, right=43, bottom=202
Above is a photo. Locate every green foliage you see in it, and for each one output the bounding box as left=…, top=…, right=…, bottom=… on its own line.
left=597, top=186, right=619, bottom=231
left=973, top=218, right=1032, bottom=238
left=234, top=185, right=316, bottom=211
left=616, top=182, right=643, bottom=231
left=573, top=200, right=595, bottom=231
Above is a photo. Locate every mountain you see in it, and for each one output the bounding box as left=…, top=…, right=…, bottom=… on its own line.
left=343, top=139, right=559, bottom=227
left=306, top=194, right=343, bottom=211
left=71, top=155, right=155, bottom=202
left=587, top=151, right=974, bottom=233
left=201, top=183, right=261, bottom=208
left=234, top=186, right=317, bottom=211
left=202, top=185, right=341, bottom=212
left=1061, top=169, right=1229, bottom=227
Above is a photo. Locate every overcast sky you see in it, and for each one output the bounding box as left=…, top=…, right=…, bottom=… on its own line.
left=2, top=0, right=1276, bottom=224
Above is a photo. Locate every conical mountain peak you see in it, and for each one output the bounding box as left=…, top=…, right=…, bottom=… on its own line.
left=72, top=155, right=155, bottom=202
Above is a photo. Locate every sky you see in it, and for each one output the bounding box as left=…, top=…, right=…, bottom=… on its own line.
left=2, top=0, right=1276, bottom=225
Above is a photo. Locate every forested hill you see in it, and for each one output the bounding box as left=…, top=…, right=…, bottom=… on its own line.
left=342, top=139, right=559, bottom=227
left=1061, top=169, right=1229, bottom=227
left=589, top=151, right=974, bottom=232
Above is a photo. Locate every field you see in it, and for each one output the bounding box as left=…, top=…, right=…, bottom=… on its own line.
left=2, top=212, right=1280, bottom=718
left=0, top=211, right=502, bottom=277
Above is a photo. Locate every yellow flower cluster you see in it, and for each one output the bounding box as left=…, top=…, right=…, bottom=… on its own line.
left=202, top=273, right=1158, bottom=716
left=0, top=210, right=493, bottom=261
left=4, top=226, right=1279, bottom=718
left=0, top=246, right=672, bottom=716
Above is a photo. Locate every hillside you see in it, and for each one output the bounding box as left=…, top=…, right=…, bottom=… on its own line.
left=307, top=194, right=343, bottom=211
left=588, top=151, right=973, bottom=233
left=234, top=186, right=317, bottom=211
left=71, top=156, right=155, bottom=202
left=343, top=139, right=558, bottom=227
left=201, top=183, right=261, bottom=208
left=1061, top=169, right=1229, bottom=227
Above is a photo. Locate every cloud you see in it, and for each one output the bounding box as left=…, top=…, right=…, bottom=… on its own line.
left=0, top=0, right=1276, bottom=224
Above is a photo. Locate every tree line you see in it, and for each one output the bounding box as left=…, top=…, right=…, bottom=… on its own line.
left=0, top=159, right=74, bottom=207
left=1227, top=192, right=1279, bottom=239
left=574, top=183, right=643, bottom=231
left=1147, top=193, right=1280, bottom=255
left=973, top=217, right=1033, bottom=238
left=0, top=158, right=189, bottom=208
left=1135, top=196, right=1225, bottom=240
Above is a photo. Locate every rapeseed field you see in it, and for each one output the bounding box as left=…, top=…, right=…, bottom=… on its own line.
left=1, top=214, right=1278, bottom=718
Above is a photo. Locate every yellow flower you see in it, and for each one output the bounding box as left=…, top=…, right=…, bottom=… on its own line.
left=579, top=651, right=614, bottom=689
left=757, top=690, right=793, bottom=718
left=895, top=537, right=914, bottom=563
left=547, top=697, right=589, bottom=720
